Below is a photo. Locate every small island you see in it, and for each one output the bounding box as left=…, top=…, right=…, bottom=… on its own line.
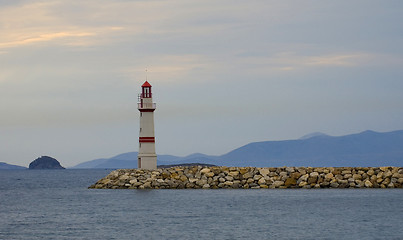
left=29, top=156, right=65, bottom=169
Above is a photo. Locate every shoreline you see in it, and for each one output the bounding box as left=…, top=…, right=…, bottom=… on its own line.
left=89, top=166, right=403, bottom=189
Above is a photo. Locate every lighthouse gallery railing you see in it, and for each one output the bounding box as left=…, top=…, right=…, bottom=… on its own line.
left=137, top=103, right=156, bottom=109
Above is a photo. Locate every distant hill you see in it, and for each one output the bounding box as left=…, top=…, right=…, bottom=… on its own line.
left=72, top=152, right=218, bottom=169
left=72, top=130, right=403, bottom=168
left=0, top=162, right=26, bottom=170
left=216, top=130, right=403, bottom=167
left=299, top=132, right=329, bottom=140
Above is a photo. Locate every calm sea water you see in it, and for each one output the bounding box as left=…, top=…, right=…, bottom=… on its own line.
left=0, top=169, right=402, bottom=240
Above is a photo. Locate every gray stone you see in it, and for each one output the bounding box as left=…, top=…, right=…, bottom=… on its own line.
left=330, top=182, right=339, bottom=188
left=259, top=168, right=270, bottom=176
left=310, top=172, right=319, bottom=177
left=364, top=180, right=373, bottom=188
left=272, top=181, right=285, bottom=188
left=299, top=174, right=309, bottom=183
left=225, top=176, right=234, bottom=181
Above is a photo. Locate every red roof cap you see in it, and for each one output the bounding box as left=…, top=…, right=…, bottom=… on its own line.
left=142, top=81, right=152, bottom=87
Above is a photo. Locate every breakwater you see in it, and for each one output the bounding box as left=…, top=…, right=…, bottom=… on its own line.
left=89, top=166, right=403, bottom=189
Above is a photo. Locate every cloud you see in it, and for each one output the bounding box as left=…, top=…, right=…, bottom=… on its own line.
left=0, top=1, right=127, bottom=49
left=0, top=31, right=96, bottom=48
left=121, top=54, right=214, bottom=84
left=230, top=51, right=374, bottom=76
left=0, top=1, right=284, bottom=52
left=115, top=50, right=385, bottom=87
left=304, top=54, right=370, bottom=66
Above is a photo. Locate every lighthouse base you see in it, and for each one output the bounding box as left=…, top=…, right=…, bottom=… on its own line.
left=137, top=154, right=157, bottom=169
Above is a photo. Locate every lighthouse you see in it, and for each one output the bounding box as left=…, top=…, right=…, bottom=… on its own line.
left=137, top=81, right=157, bottom=169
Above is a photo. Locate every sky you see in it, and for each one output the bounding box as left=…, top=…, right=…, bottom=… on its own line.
left=1, top=0, right=403, bottom=167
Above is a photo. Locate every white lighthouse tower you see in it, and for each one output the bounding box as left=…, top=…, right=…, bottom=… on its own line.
left=137, top=81, right=157, bottom=169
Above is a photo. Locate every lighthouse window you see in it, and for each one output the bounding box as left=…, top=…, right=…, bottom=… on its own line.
left=143, top=87, right=151, bottom=97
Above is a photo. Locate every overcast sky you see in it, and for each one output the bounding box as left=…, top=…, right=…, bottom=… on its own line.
left=1, top=0, right=403, bottom=167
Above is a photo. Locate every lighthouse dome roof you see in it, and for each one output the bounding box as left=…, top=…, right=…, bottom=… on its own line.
left=142, top=81, right=152, bottom=87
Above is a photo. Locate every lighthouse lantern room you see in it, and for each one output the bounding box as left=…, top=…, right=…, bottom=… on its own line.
left=137, top=81, right=157, bottom=169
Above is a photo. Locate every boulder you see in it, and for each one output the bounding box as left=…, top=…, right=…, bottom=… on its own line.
left=272, top=180, right=284, bottom=188
left=364, top=180, right=373, bottom=188
left=259, top=168, right=270, bottom=176
left=284, top=177, right=297, bottom=187
left=200, top=168, right=211, bottom=174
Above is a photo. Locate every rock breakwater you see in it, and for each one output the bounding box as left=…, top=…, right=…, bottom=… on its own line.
left=89, top=166, right=403, bottom=189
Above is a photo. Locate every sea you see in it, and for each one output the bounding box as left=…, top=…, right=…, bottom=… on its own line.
left=0, top=169, right=402, bottom=240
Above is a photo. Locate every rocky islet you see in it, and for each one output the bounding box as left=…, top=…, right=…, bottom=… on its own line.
left=89, top=166, right=403, bottom=189
left=29, top=156, right=65, bottom=169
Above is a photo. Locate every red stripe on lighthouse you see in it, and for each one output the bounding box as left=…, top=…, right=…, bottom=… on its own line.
left=139, top=109, right=155, bottom=112
left=139, top=137, right=155, bottom=143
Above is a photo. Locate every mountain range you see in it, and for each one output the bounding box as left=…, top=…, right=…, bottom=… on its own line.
left=72, top=130, right=403, bottom=169
left=0, top=162, right=27, bottom=170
